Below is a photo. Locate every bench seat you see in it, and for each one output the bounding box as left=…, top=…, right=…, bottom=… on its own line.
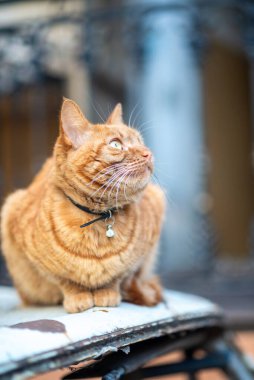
left=0, top=287, right=223, bottom=379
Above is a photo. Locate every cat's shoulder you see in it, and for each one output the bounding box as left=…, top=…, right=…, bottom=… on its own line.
left=143, top=183, right=166, bottom=211
left=144, top=182, right=165, bottom=199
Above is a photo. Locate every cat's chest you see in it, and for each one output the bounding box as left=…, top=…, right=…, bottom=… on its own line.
left=32, top=202, right=151, bottom=287
left=77, top=214, right=138, bottom=253
left=51, top=214, right=143, bottom=286
left=72, top=206, right=131, bottom=238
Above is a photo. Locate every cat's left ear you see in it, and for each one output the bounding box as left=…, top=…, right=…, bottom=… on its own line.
left=107, top=103, right=123, bottom=124
left=60, top=98, right=91, bottom=149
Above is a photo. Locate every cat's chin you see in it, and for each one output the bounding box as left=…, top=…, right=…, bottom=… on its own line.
left=97, top=181, right=150, bottom=210
left=128, top=171, right=151, bottom=190
left=121, top=177, right=151, bottom=204
left=85, top=171, right=151, bottom=210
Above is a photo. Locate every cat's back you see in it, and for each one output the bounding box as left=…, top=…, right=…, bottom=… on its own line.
left=1, top=158, right=53, bottom=242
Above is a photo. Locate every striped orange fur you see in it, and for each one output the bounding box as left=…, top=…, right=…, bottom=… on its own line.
left=1, top=98, right=165, bottom=313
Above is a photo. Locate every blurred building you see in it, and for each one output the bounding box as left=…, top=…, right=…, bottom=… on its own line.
left=0, top=0, right=254, bottom=325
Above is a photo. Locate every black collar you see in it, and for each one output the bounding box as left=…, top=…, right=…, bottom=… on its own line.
left=66, top=196, right=115, bottom=228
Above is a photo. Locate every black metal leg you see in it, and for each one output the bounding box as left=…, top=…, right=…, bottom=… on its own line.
left=185, top=349, right=198, bottom=380
left=215, top=342, right=254, bottom=380
left=128, top=352, right=227, bottom=378
left=187, top=371, right=197, bottom=379
left=121, top=370, right=143, bottom=380
left=102, top=368, right=126, bottom=380
left=188, top=373, right=197, bottom=380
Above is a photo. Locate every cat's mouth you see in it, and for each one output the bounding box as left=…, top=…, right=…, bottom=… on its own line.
left=127, top=163, right=153, bottom=181
left=138, top=161, right=153, bottom=174
left=147, top=160, right=154, bottom=172
left=129, top=158, right=153, bottom=173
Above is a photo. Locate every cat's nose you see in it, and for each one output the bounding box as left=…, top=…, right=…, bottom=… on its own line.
left=142, top=150, right=152, bottom=160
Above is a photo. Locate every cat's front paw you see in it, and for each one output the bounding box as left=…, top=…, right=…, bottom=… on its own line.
left=123, top=276, right=163, bottom=306
left=93, top=288, right=121, bottom=307
left=64, top=291, right=94, bottom=313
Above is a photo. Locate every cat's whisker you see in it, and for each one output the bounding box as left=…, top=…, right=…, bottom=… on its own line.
left=106, top=171, right=129, bottom=203
left=95, top=162, right=139, bottom=200
left=101, top=162, right=140, bottom=201
left=128, top=102, right=140, bottom=127
left=123, top=171, right=132, bottom=200
left=114, top=170, right=133, bottom=208
left=154, top=167, right=174, bottom=181
left=109, top=171, right=128, bottom=207
left=86, top=167, right=117, bottom=188
left=90, top=169, right=126, bottom=199
left=151, top=173, right=175, bottom=207
left=87, top=159, right=148, bottom=194
left=107, top=164, right=140, bottom=202
left=97, top=102, right=108, bottom=122
left=114, top=174, right=126, bottom=209
left=137, top=119, right=153, bottom=132
left=123, top=169, right=136, bottom=200
left=90, top=101, right=105, bottom=123
left=123, top=163, right=145, bottom=192
left=86, top=164, right=118, bottom=183
left=111, top=162, right=145, bottom=207
left=86, top=163, right=129, bottom=187
left=96, top=169, right=129, bottom=200
left=131, top=170, right=140, bottom=190
left=132, top=105, right=144, bottom=129
left=138, top=125, right=155, bottom=135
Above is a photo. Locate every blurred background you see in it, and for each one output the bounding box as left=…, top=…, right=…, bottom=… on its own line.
left=0, top=0, right=254, bottom=328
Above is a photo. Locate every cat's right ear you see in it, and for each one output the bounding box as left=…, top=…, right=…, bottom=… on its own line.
left=60, top=98, right=91, bottom=149
left=107, top=103, right=123, bottom=124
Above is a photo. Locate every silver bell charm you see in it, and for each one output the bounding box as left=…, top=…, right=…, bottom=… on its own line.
left=106, top=224, right=115, bottom=238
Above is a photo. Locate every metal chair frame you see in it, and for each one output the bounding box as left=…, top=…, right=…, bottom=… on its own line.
left=63, top=327, right=254, bottom=380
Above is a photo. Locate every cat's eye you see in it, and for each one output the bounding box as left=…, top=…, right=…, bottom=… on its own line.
left=109, top=140, right=122, bottom=150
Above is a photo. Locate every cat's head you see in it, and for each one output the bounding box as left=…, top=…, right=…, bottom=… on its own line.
left=54, top=98, right=153, bottom=210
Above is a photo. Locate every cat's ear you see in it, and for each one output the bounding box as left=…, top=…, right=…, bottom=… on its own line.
left=60, top=98, right=91, bottom=149
left=107, top=103, right=123, bottom=124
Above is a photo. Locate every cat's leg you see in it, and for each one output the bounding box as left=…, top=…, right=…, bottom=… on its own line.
left=121, top=245, right=163, bottom=306
left=3, top=245, right=62, bottom=306
left=92, top=281, right=121, bottom=307
left=122, top=275, right=162, bottom=306
left=59, top=280, right=94, bottom=313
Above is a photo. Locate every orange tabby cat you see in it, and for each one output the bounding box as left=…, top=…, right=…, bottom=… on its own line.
left=1, top=98, right=165, bottom=313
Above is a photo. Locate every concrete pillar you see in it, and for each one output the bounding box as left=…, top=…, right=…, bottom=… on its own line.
left=130, top=1, right=214, bottom=276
